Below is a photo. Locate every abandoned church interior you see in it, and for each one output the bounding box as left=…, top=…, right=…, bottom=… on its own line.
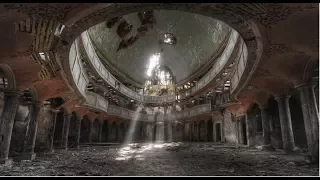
left=0, top=3, right=319, bottom=176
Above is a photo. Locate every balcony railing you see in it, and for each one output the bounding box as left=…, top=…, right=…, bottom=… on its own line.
left=81, top=31, right=176, bottom=104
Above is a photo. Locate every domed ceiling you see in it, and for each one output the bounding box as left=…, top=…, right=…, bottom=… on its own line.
left=87, top=10, right=231, bottom=86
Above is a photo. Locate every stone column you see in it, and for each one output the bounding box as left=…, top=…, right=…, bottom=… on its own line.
left=88, top=120, right=93, bottom=143
left=75, top=118, right=81, bottom=148
left=259, top=105, right=271, bottom=146
left=98, top=122, right=103, bottom=143
left=275, top=96, right=295, bottom=152
left=62, top=114, right=71, bottom=150
left=0, top=90, right=21, bottom=166
left=296, top=83, right=319, bottom=161
left=20, top=102, right=40, bottom=160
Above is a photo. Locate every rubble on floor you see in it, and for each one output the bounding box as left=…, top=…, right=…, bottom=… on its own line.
left=0, top=142, right=318, bottom=176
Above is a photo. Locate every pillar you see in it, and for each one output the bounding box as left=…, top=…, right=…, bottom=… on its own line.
left=296, top=83, right=319, bottom=161
left=88, top=120, right=93, bottom=143
left=259, top=105, right=271, bottom=146
left=62, top=114, right=71, bottom=149
left=46, top=108, right=57, bottom=152
left=98, top=122, right=103, bottom=143
left=0, top=90, right=21, bottom=166
left=275, top=96, right=295, bottom=152
left=19, top=102, right=40, bottom=160
left=75, top=118, right=81, bottom=148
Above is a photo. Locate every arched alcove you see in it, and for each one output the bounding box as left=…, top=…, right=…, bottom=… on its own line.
left=68, top=111, right=78, bottom=148
left=199, top=120, right=205, bottom=141
left=101, top=121, right=109, bottom=142
left=80, top=115, right=91, bottom=143
left=53, top=108, right=65, bottom=148
left=92, top=119, right=100, bottom=142
left=207, top=119, right=213, bottom=141
left=111, top=122, right=117, bottom=142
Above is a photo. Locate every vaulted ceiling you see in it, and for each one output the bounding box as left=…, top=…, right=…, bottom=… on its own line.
left=87, top=10, right=230, bottom=86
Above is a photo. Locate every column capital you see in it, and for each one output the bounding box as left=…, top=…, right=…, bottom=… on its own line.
left=275, top=95, right=291, bottom=102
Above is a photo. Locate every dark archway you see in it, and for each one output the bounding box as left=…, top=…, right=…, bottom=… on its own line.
left=53, top=108, right=65, bottom=148
left=119, top=123, right=125, bottom=142
left=80, top=115, right=90, bottom=143
left=152, top=124, right=157, bottom=142
left=289, top=92, right=307, bottom=149
left=92, top=119, right=100, bottom=142
left=215, top=123, right=222, bottom=142
left=101, top=121, right=109, bottom=142
left=194, top=122, right=198, bottom=141
left=199, top=120, right=205, bottom=141
left=176, top=124, right=182, bottom=141
left=207, top=119, right=213, bottom=141
left=111, top=122, right=117, bottom=142
left=68, top=112, right=78, bottom=148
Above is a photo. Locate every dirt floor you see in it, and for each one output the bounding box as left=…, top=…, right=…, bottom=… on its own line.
left=0, top=142, right=318, bottom=176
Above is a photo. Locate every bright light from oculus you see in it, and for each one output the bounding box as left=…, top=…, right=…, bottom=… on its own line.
left=163, top=33, right=177, bottom=45
left=146, top=53, right=160, bottom=76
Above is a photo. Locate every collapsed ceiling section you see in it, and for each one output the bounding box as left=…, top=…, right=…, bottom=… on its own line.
left=88, top=10, right=231, bottom=86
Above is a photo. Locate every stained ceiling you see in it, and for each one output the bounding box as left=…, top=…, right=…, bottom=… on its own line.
left=88, top=10, right=230, bottom=86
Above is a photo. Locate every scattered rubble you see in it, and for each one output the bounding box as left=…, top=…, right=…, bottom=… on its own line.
left=0, top=142, right=318, bottom=176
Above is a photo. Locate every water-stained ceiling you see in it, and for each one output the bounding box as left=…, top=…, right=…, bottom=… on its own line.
left=88, top=10, right=231, bottom=86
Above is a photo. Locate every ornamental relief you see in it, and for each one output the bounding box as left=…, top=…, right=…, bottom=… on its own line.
left=4, top=4, right=77, bottom=21
left=254, top=3, right=317, bottom=28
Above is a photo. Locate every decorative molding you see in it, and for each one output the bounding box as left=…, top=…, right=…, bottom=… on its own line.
left=255, top=4, right=317, bottom=28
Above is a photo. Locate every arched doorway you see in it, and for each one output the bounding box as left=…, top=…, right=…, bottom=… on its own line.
left=207, top=119, right=213, bottom=141
left=101, top=121, right=109, bottom=142
left=111, top=122, right=117, bottom=142
left=176, top=124, right=182, bottom=141
left=68, top=112, right=78, bottom=148
left=152, top=124, right=157, bottom=143
left=53, top=108, right=65, bottom=148
left=119, top=123, right=125, bottom=142
left=80, top=115, right=91, bottom=143
left=194, top=122, right=198, bottom=141
left=92, top=119, right=100, bottom=142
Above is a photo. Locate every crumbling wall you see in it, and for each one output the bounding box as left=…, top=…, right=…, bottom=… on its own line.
left=223, top=109, right=236, bottom=143
left=35, top=107, right=52, bottom=151
left=246, top=105, right=263, bottom=146
left=10, top=105, right=30, bottom=156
